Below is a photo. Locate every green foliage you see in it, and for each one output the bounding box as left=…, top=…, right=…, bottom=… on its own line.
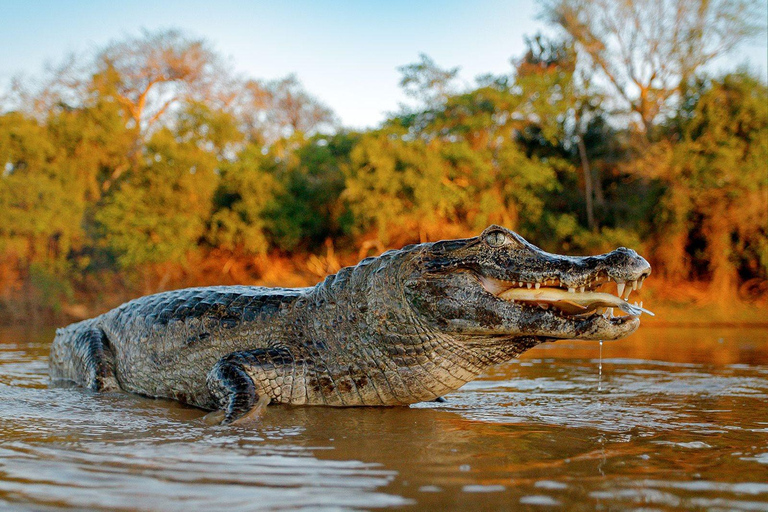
left=47, top=69, right=135, bottom=197
left=344, top=132, right=465, bottom=242
left=95, top=127, right=219, bottom=268
left=208, top=144, right=276, bottom=255
left=634, top=73, right=768, bottom=287
left=176, top=101, right=244, bottom=157
left=1, top=27, right=767, bottom=319
left=28, top=261, right=75, bottom=312
left=0, top=113, right=89, bottom=264
left=343, top=129, right=560, bottom=244
left=267, top=132, right=358, bottom=251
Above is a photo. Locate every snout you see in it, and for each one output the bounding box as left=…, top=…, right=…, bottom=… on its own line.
left=603, top=247, right=651, bottom=284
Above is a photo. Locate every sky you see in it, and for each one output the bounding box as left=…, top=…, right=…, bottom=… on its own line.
left=1, top=0, right=766, bottom=129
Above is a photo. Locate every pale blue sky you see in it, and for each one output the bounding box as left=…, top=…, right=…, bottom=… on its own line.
left=1, top=0, right=765, bottom=128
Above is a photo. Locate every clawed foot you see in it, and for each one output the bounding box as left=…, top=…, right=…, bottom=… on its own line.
left=202, top=395, right=271, bottom=426
left=202, top=409, right=227, bottom=425
left=230, top=395, right=270, bottom=426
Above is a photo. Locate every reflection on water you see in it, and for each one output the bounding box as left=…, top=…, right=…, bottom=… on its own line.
left=1, top=326, right=767, bottom=510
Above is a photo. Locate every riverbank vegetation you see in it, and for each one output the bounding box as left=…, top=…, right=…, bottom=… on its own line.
left=1, top=0, right=766, bottom=324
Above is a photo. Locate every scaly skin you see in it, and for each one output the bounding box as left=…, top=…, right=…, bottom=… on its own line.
left=49, top=225, right=651, bottom=423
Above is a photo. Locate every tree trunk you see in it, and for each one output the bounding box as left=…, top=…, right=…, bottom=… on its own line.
left=577, top=135, right=596, bottom=231
left=703, top=206, right=738, bottom=303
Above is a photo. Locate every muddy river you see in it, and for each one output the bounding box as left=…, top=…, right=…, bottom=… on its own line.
left=1, top=326, right=767, bottom=510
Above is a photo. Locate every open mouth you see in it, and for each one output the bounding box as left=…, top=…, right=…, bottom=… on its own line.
left=481, top=273, right=653, bottom=319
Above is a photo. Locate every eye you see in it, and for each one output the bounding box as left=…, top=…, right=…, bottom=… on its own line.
left=485, top=230, right=509, bottom=247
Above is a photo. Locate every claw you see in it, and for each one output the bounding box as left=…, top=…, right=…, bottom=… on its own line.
left=202, top=409, right=227, bottom=425
left=229, top=394, right=271, bottom=426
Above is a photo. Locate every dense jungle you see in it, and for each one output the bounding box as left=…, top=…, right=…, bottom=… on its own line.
left=1, top=0, right=766, bottom=325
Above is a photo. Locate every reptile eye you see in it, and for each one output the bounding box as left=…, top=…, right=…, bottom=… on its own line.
left=485, top=231, right=509, bottom=247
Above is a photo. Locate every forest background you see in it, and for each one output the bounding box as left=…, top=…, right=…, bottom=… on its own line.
left=1, top=0, right=766, bottom=325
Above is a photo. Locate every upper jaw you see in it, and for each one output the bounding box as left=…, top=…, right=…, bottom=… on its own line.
left=480, top=268, right=649, bottom=303
left=482, top=249, right=651, bottom=296
left=476, top=258, right=652, bottom=340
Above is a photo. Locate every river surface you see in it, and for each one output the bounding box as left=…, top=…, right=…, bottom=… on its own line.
left=1, top=326, right=767, bottom=511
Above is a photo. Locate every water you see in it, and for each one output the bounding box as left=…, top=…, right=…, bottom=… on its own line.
left=598, top=339, right=603, bottom=392
left=2, top=326, right=768, bottom=511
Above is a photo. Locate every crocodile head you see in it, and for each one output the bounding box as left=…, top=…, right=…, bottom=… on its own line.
left=404, top=225, right=652, bottom=346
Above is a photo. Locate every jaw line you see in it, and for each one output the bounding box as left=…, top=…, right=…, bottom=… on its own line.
left=442, top=293, right=640, bottom=341
left=512, top=300, right=641, bottom=340
left=476, top=271, right=649, bottom=333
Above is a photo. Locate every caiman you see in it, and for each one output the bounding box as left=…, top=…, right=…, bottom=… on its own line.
left=49, top=226, right=652, bottom=424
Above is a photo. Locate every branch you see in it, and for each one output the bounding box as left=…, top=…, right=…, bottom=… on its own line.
left=146, top=96, right=178, bottom=127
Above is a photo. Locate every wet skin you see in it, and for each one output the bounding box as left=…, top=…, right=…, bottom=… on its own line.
left=49, top=225, right=651, bottom=424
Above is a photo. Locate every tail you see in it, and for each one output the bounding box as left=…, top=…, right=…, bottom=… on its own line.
left=49, top=319, right=119, bottom=391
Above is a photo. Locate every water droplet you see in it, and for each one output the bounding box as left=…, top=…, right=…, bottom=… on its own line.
left=598, top=340, right=603, bottom=392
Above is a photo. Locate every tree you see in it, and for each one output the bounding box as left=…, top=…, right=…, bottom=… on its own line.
left=344, top=132, right=464, bottom=244
left=46, top=69, right=135, bottom=198
left=93, top=29, right=225, bottom=190
left=343, top=126, right=560, bottom=246
left=95, top=29, right=219, bottom=133
left=0, top=113, right=88, bottom=266
left=266, top=132, right=358, bottom=251
left=263, top=75, right=336, bottom=140
left=515, top=34, right=604, bottom=229
left=399, top=54, right=461, bottom=109
left=207, top=144, right=277, bottom=256
left=632, top=72, right=768, bottom=297
left=542, top=0, right=765, bottom=136
left=175, top=101, right=244, bottom=158
left=95, top=127, right=219, bottom=274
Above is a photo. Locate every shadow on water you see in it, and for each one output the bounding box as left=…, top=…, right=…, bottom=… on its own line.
left=1, top=326, right=768, bottom=511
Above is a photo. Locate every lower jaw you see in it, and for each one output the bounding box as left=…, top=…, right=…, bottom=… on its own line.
left=517, top=300, right=634, bottom=320
left=572, top=314, right=640, bottom=340
left=517, top=303, right=640, bottom=340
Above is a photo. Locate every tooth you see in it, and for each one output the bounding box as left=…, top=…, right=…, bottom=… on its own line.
left=527, top=283, right=532, bottom=289
left=607, top=307, right=614, bottom=317
left=631, top=280, right=638, bottom=290
left=535, top=283, right=540, bottom=289
left=579, top=286, right=585, bottom=293
left=623, top=289, right=632, bottom=300
left=616, top=282, right=625, bottom=297
left=638, top=277, right=644, bottom=290
left=568, top=287, right=575, bottom=293
left=639, top=301, right=643, bottom=308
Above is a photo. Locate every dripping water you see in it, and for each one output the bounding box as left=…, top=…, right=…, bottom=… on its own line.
left=598, top=340, right=603, bottom=392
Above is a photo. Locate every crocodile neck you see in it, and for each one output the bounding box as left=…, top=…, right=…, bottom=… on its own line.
left=268, top=246, right=530, bottom=406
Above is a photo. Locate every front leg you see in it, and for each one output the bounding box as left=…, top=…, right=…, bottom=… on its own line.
left=205, top=348, right=303, bottom=425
